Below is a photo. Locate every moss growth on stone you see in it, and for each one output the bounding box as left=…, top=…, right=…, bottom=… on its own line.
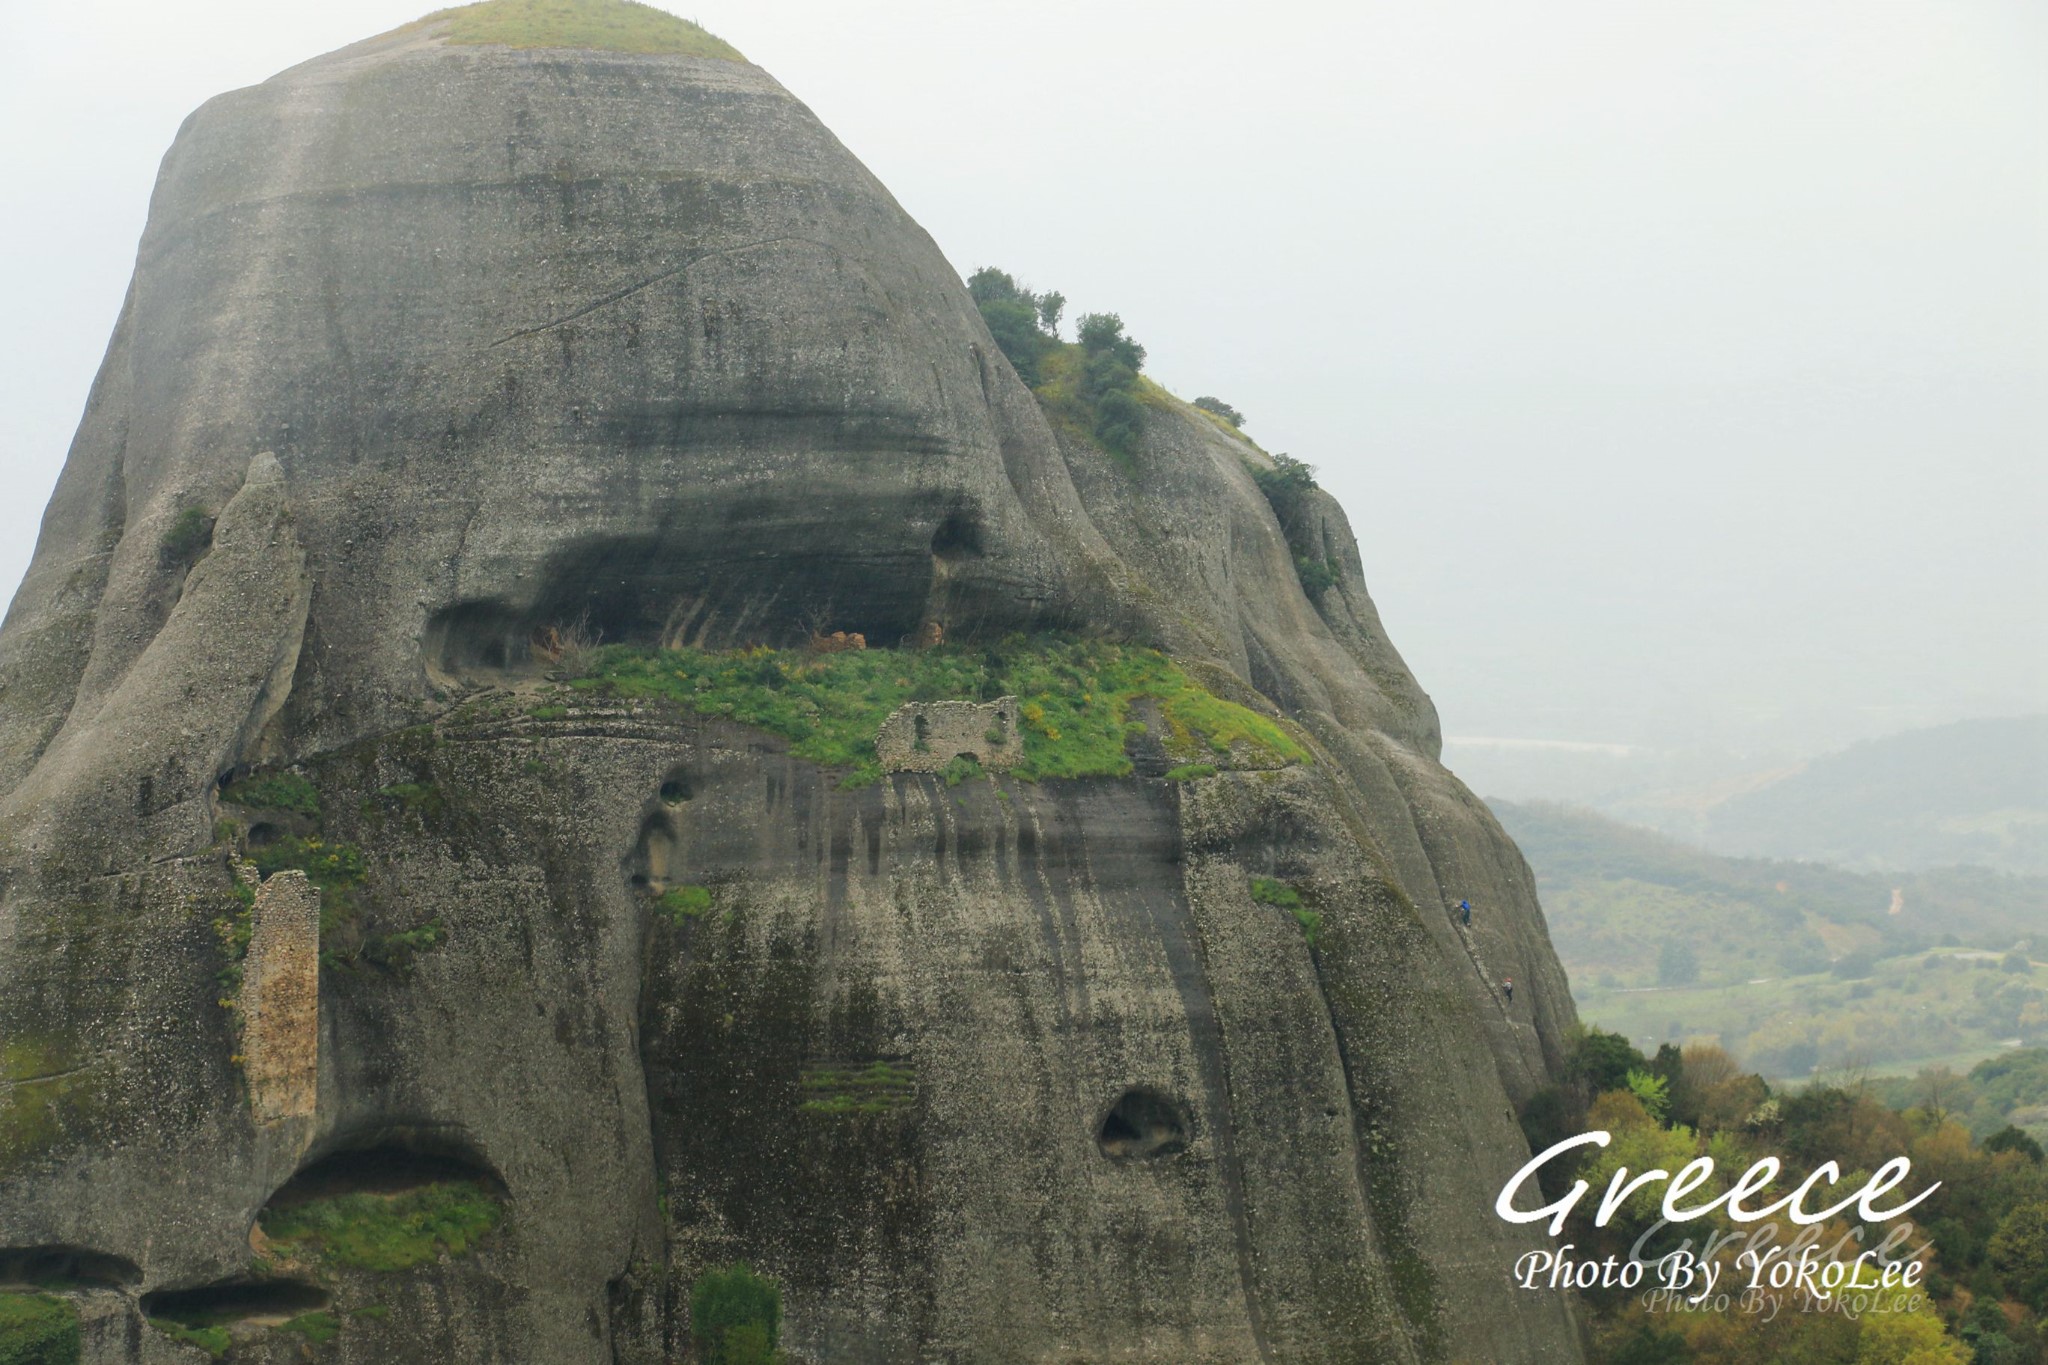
left=0, top=1291, right=80, bottom=1365
left=259, top=1180, right=502, bottom=1272
left=417, top=0, right=743, bottom=59
left=148, top=1319, right=228, bottom=1358
left=159, top=505, right=214, bottom=563
left=799, top=1061, right=915, bottom=1116
left=370, top=781, right=447, bottom=828
left=220, top=771, right=321, bottom=818
left=655, top=885, right=713, bottom=923
left=564, top=636, right=1305, bottom=787
left=0, top=1040, right=101, bottom=1179
left=1251, top=876, right=1322, bottom=945
left=277, top=1310, right=340, bottom=1344
left=1163, top=763, right=1217, bottom=781
left=359, top=917, right=448, bottom=972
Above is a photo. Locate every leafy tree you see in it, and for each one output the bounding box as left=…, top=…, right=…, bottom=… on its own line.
left=1991, top=1202, right=2048, bottom=1311
left=967, top=267, right=1060, bottom=387
left=1193, top=395, right=1244, bottom=428
left=1075, top=312, right=1147, bottom=457
left=1625, top=1068, right=1671, bottom=1121
left=1570, top=1027, right=1648, bottom=1095
left=1247, top=453, right=1319, bottom=533
left=691, top=1264, right=782, bottom=1365
left=1293, top=555, right=1338, bottom=598
left=1986, top=1125, right=2047, bottom=1163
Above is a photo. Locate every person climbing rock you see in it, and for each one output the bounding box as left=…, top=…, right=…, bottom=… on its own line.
left=1502, top=976, right=1514, bottom=1003
left=1459, top=898, right=1472, bottom=927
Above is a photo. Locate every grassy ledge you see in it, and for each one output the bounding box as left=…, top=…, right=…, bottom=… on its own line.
left=409, top=0, right=744, bottom=58
left=259, top=1181, right=503, bottom=1272
left=555, top=635, right=1308, bottom=788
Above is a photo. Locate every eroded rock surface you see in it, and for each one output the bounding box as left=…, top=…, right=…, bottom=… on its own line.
left=0, top=6, right=1581, bottom=1361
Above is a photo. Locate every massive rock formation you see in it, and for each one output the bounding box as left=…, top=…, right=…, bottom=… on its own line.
left=0, top=3, right=1582, bottom=1360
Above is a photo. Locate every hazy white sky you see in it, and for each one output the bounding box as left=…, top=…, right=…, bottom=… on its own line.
left=3, top=0, right=2042, bottom=774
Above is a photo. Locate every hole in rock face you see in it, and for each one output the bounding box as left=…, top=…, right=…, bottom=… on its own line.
left=628, top=812, right=679, bottom=894
left=1097, top=1089, right=1189, bottom=1160
left=246, top=822, right=282, bottom=848
left=141, top=1278, right=329, bottom=1326
left=265, top=1138, right=504, bottom=1210
left=659, top=771, right=692, bottom=805
left=0, top=1245, right=139, bottom=1290
left=426, top=528, right=938, bottom=677
left=931, top=511, right=985, bottom=562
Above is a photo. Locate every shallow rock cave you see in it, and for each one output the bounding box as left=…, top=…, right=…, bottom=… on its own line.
left=1096, top=1089, right=1190, bottom=1160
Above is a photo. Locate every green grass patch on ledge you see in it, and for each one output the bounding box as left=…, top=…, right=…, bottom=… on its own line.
left=655, top=885, right=713, bottom=923
left=415, top=0, right=744, bottom=58
left=0, top=1291, right=81, bottom=1364
left=1252, top=876, right=1322, bottom=946
left=560, top=635, right=1308, bottom=787
left=258, top=1181, right=503, bottom=1272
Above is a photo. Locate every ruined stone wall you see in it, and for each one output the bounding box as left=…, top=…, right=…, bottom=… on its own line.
left=236, top=867, right=320, bottom=1125
left=874, top=697, right=1019, bottom=773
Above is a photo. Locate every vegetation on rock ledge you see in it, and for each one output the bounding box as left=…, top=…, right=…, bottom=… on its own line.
left=559, top=636, right=1307, bottom=787
left=259, top=1180, right=503, bottom=1272
left=414, top=0, right=743, bottom=59
left=0, top=1291, right=80, bottom=1365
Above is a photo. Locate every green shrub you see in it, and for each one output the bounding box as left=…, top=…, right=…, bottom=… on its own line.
left=421, top=0, right=743, bottom=58
left=160, top=506, right=213, bottom=562
left=0, top=1292, right=80, bottom=1365
left=655, top=886, right=713, bottom=923
left=1192, top=395, right=1244, bottom=428
left=360, top=918, right=448, bottom=971
left=376, top=782, right=445, bottom=819
left=220, top=772, right=321, bottom=818
left=941, top=754, right=984, bottom=787
left=1248, top=453, right=1319, bottom=531
left=690, top=1264, right=781, bottom=1365
left=259, top=1181, right=502, bottom=1272
left=1293, top=555, right=1338, bottom=598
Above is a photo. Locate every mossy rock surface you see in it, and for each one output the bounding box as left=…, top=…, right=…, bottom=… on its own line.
left=408, top=0, right=743, bottom=58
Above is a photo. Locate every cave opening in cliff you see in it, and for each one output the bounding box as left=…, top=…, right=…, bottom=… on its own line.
left=930, top=510, right=984, bottom=562
left=1097, top=1089, right=1189, bottom=1160
left=426, top=527, right=939, bottom=679
left=264, top=1131, right=507, bottom=1210
left=140, top=1278, right=329, bottom=1325
left=0, top=1245, right=139, bottom=1290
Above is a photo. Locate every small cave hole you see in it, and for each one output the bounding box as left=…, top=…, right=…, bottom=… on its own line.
left=659, top=774, right=692, bottom=805
left=246, top=822, right=282, bottom=849
left=1097, top=1089, right=1189, bottom=1160
left=0, top=1245, right=140, bottom=1290
left=141, top=1278, right=329, bottom=1327
left=930, top=511, right=985, bottom=562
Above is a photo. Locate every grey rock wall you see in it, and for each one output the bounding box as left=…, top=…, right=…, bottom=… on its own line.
left=0, top=16, right=1582, bottom=1363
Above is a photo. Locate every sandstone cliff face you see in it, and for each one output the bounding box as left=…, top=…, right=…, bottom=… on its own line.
left=0, top=11, right=1581, bottom=1362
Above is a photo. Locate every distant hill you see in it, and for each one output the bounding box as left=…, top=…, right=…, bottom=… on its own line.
left=1495, top=798, right=2048, bottom=1079
left=1494, top=798, right=2048, bottom=988
left=1605, top=715, right=2048, bottom=874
